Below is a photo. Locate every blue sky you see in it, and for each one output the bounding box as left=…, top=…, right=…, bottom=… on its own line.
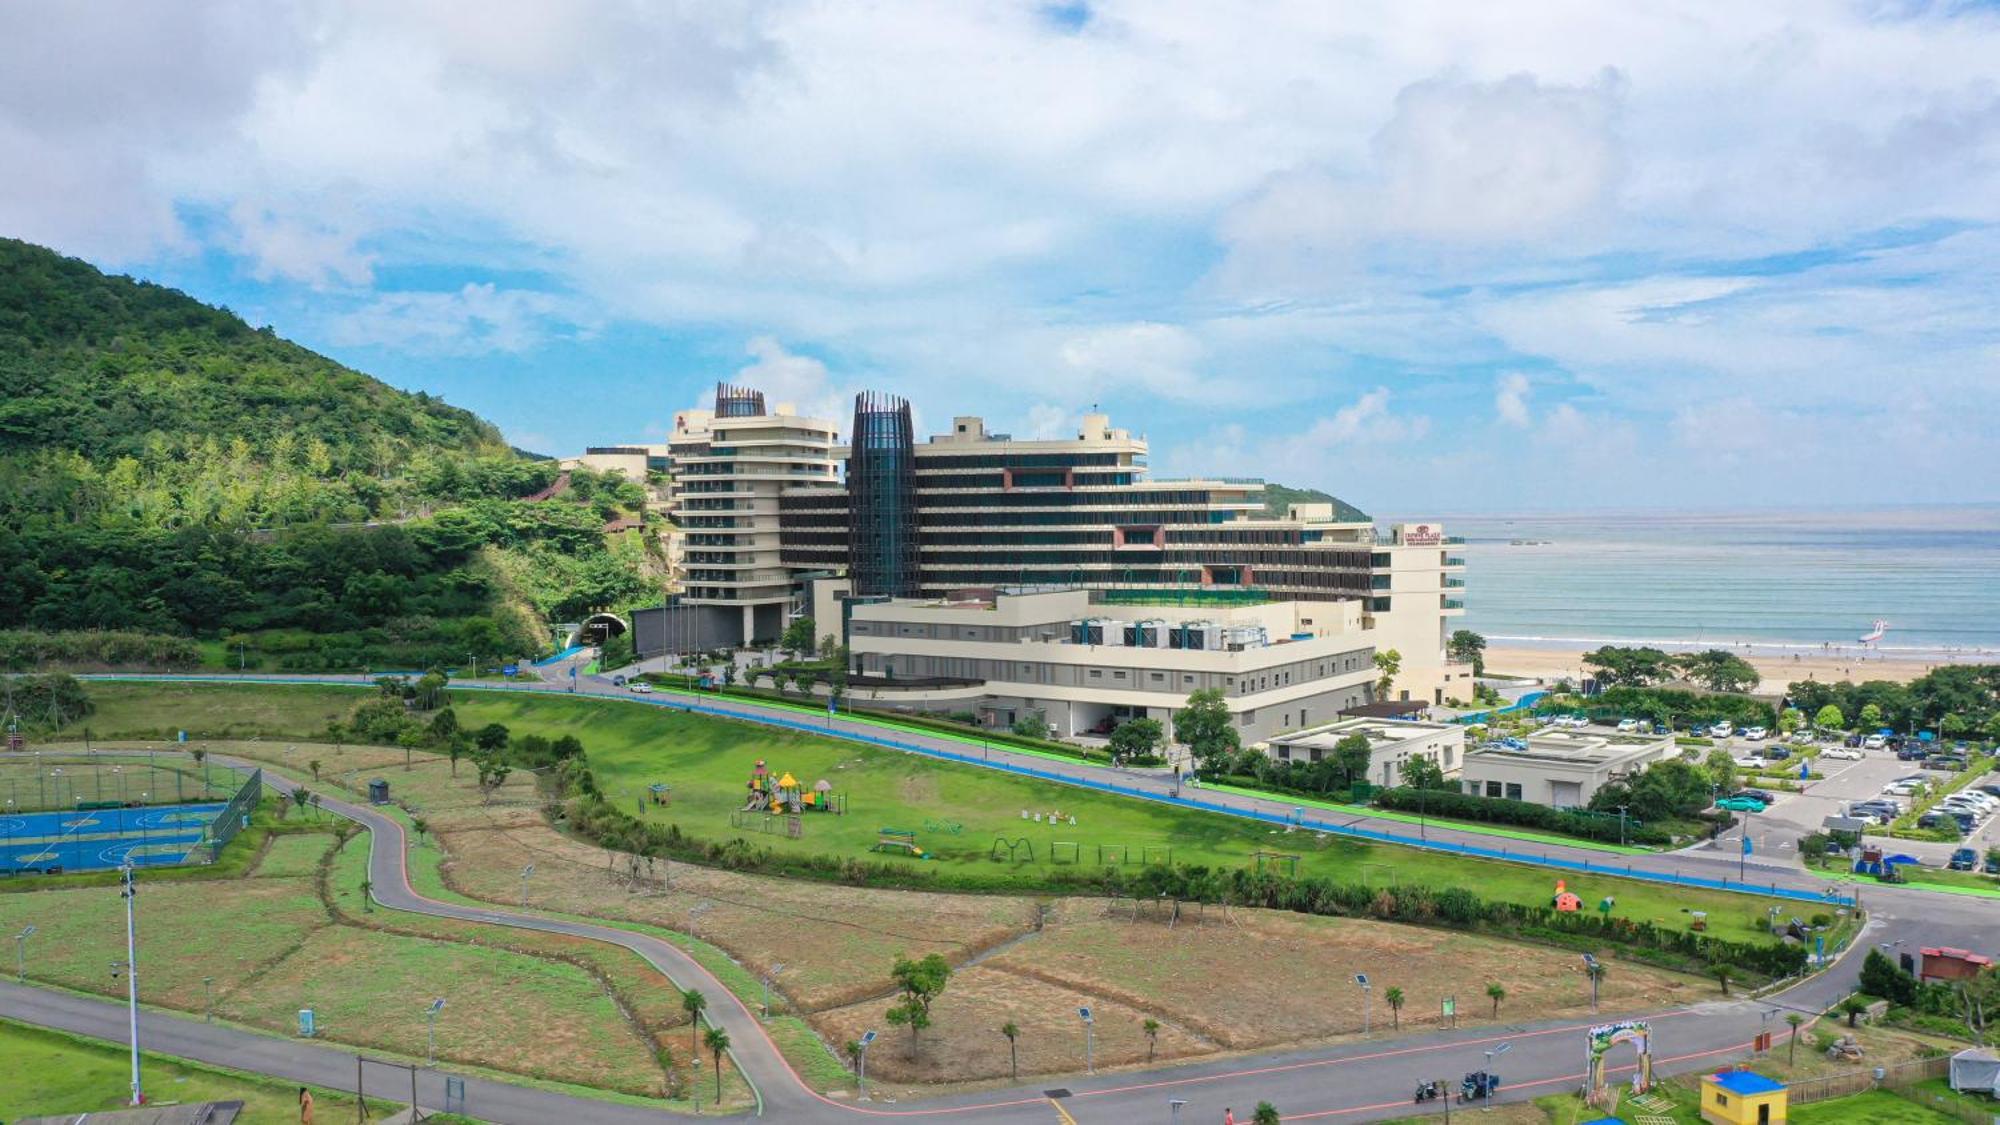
left=4, top=1, right=1998, bottom=513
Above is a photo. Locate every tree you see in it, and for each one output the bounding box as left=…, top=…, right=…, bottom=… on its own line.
left=1373, top=649, right=1402, bottom=697
left=886, top=952, right=953, bottom=1055
left=1676, top=650, right=1760, bottom=694
left=1702, top=748, right=1739, bottom=795
left=1714, top=966, right=1733, bottom=996
left=446, top=734, right=468, bottom=777
left=1000, top=1021, right=1020, bottom=1079
left=190, top=746, right=206, bottom=768
left=308, top=758, right=321, bottom=782
left=1861, top=949, right=1918, bottom=1005
left=1142, top=1017, right=1160, bottom=1062
left=1398, top=757, right=1448, bottom=791
left=1447, top=629, right=1487, bottom=674
left=1839, top=995, right=1868, bottom=1027
left=1859, top=703, right=1884, bottom=729
left=1109, top=718, right=1164, bottom=762
left=781, top=616, right=816, bottom=655
left=1582, top=646, right=1678, bottom=688
left=1384, top=986, right=1404, bottom=1030
left=1486, top=982, right=1506, bottom=1018
left=1778, top=707, right=1805, bottom=735
left=358, top=877, right=373, bottom=913
left=1253, top=1101, right=1280, bottom=1125
left=681, top=989, right=707, bottom=1054
left=1176, top=689, right=1240, bottom=773
left=474, top=751, right=513, bottom=804
left=1786, top=1012, right=1805, bottom=1065
left=427, top=707, right=459, bottom=747
left=703, top=1025, right=730, bottom=1101
left=1011, top=710, right=1050, bottom=741
left=410, top=815, right=429, bottom=846
left=290, top=786, right=311, bottom=818
left=475, top=723, right=510, bottom=753
left=1333, top=734, right=1373, bottom=787
left=1815, top=704, right=1845, bottom=731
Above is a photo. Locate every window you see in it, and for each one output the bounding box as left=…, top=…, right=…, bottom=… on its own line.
left=1150, top=672, right=1165, bottom=682
left=1485, top=781, right=1502, bottom=798
left=1088, top=669, right=1103, bottom=679
left=1504, top=783, right=1523, bottom=801
left=1183, top=674, right=1195, bottom=684
left=1277, top=746, right=1292, bottom=761
left=1114, top=670, right=1127, bottom=679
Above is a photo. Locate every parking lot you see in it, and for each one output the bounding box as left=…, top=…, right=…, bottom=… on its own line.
left=1729, top=737, right=2000, bottom=866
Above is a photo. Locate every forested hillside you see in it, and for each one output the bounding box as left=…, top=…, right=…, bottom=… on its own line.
left=1259, top=482, right=1369, bottom=523
left=0, top=238, right=655, bottom=671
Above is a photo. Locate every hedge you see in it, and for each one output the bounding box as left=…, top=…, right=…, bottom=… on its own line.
left=0, top=630, right=202, bottom=671
left=1373, top=786, right=1672, bottom=845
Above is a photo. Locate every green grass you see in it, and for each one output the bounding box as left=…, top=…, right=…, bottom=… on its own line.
left=0, top=753, right=238, bottom=812
left=77, top=680, right=1802, bottom=944
left=1791, top=1089, right=1959, bottom=1123
left=1205, top=781, right=1656, bottom=855
left=0, top=1017, right=369, bottom=1123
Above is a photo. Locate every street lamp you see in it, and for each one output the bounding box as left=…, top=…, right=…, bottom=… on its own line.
left=203, top=976, right=215, bottom=1023
left=118, top=862, right=142, bottom=1106
left=1169, top=1098, right=1187, bottom=1124
left=14, top=924, right=35, bottom=981
left=1079, top=1006, right=1095, bottom=1074
left=1615, top=805, right=1629, bottom=848
left=858, top=1029, right=876, bottom=1102
left=519, top=864, right=534, bottom=908
left=1356, top=973, right=1372, bottom=1035
left=426, top=998, right=447, bottom=1065
left=762, top=962, right=785, bottom=1019
left=1482, top=1041, right=1510, bottom=1112
left=1582, top=954, right=1601, bottom=1012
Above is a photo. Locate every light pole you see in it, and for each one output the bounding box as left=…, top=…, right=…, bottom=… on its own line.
left=118, top=862, right=142, bottom=1105
left=1615, top=805, right=1629, bottom=847
left=1356, top=973, right=1372, bottom=1035
left=520, top=864, right=534, bottom=908
left=203, top=976, right=215, bottom=1023
left=14, top=924, right=34, bottom=981
left=1482, top=1041, right=1510, bottom=1112
left=762, top=962, right=785, bottom=1019
left=426, top=998, right=447, bottom=1065
left=1169, top=1098, right=1187, bottom=1123
left=1079, top=1006, right=1095, bottom=1074
left=858, top=1029, right=876, bottom=1102
left=1583, top=954, right=1601, bottom=1012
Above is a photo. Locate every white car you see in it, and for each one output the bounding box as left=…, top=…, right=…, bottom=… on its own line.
left=1734, top=756, right=1769, bottom=769
left=629, top=681, right=654, bottom=694
left=1863, top=735, right=1888, bottom=750
left=1820, top=747, right=1864, bottom=761
left=1711, top=722, right=1734, bottom=738
left=1790, top=730, right=1816, bottom=745
left=1883, top=781, right=1924, bottom=797
left=1616, top=718, right=1641, bottom=733
left=1744, top=726, right=1769, bottom=741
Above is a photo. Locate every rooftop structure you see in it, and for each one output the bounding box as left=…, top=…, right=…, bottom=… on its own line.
left=1263, top=716, right=1466, bottom=787
left=1460, top=728, right=1677, bottom=808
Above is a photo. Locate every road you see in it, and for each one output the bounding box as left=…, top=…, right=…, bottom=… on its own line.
left=12, top=673, right=1993, bottom=1121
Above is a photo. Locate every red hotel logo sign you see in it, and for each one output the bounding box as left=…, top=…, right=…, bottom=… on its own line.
left=1403, top=524, right=1442, bottom=546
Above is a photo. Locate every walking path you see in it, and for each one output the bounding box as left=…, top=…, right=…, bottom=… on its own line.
left=11, top=673, right=1988, bottom=1121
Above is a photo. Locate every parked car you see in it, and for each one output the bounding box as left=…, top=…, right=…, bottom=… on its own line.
left=1717, top=796, right=1767, bottom=812
left=1843, top=734, right=1864, bottom=748
left=1790, top=729, right=1816, bottom=745
left=1978, top=784, right=2000, bottom=799
left=1744, top=726, right=1769, bottom=741
left=1951, top=848, right=1980, bottom=871
left=1926, top=757, right=1967, bottom=772
left=1884, top=781, right=1925, bottom=797
left=1734, top=756, right=1769, bottom=769
left=628, top=681, right=653, bottom=693
left=1821, top=747, right=1864, bottom=761
left=1615, top=718, right=1640, bottom=732
left=1711, top=722, right=1735, bottom=738
left=1986, top=854, right=2000, bottom=876
left=1738, top=788, right=1777, bottom=805
left=1864, top=735, right=1889, bottom=750
left=1917, top=812, right=1965, bottom=834
left=1764, top=746, right=1792, bottom=761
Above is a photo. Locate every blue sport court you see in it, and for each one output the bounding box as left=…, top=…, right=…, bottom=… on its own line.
left=0, top=802, right=230, bottom=875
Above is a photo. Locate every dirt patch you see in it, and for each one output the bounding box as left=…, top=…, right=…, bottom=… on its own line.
left=812, top=964, right=1209, bottom=1084
left=436, top=823, right=1038, bottom=1010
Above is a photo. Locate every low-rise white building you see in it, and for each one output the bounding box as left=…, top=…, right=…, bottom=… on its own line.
left=1263, top=717, right=1466, bottom=787
left=826, top=583, right=1376, bottom=744
left=1459, top=730, right=1677, bottom=808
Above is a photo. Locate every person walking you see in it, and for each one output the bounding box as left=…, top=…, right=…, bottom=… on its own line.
left=1224, top=1107, right=1235, bottom=1125
left=298, top=1086, right=315, bottom=1124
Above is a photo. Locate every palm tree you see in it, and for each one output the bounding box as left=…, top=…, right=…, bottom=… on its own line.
left=410, top=815, right=429, bottom=846
left=682, top=988, right=708, bottom=1053
left=1384, top=987, right=1404, bottom=1030
left=358, top=877, right=373, bottom=913
left=290, top=786, right=311, bottom=818
left=1253, top=1102, right=1281, bottom=1125
left=1000, top=1022, right=1020, bottom=1079
left=845, top=1039, right=863, bottom=1075
left=1487, top=982, right=1506, bottom=1019
left=1840, top=996, right=1868, bottom=1028
left=704, top=1025, right=730, bottom=1101
left=1142, top=1018, right=1160, bottom=1062
left=191, top=747, right=206, bottom=768
left=1714, top=966, right=1733, bottom=996
left=1786, top=1012, right=1805, bottom=1065
left=308, top=759, right=321, bottom=782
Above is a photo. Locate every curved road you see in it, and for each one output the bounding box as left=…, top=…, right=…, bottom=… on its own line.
left=10, top=673, right=1990, bottom=1121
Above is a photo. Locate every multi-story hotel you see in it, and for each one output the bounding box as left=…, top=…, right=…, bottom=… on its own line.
left=636, top=384, right=840, bottom=649
left=779, top=398, right=1469, bottom=705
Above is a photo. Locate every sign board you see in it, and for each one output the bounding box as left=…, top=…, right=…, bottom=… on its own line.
left=298, top=1008, right=316, bottom=1037
left=860, top=1030, right=877, bottom=1046
left=1078, top=1006, right=1093, bottom=1023
left=1395, top=522, right=1444, bottom=547
left=503, top=663, right=519, bottom=677
left=1441, top=997, right=1456, bottom=1018
left=1354, top=973, right=1369, bottom=988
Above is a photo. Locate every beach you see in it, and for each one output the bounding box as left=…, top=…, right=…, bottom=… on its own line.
left=1481, top=643, right=1993, bottom=695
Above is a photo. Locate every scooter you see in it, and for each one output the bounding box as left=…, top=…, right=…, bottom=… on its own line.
left=1413, top=1080, right=1441, bottom=1103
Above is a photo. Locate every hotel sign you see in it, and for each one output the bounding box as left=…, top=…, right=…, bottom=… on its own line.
left=1398, top=523, right=1443, bottom=546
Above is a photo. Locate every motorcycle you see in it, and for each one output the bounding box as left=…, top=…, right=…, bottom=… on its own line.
left=1459, top=1070, right=1501, bottom=1101
left=1413, top=1080, right=1441, bottom=1103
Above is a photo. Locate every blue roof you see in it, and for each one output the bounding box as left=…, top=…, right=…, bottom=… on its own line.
left=1710, top=1070, right=1786, bottom=1095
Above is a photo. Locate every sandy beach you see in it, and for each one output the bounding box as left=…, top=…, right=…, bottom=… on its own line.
left=1482, top=643, right=1995, bottom=695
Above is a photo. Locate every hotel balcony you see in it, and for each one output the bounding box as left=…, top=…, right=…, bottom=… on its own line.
left=1444, top=556, right=1466, bottom=568
left=1445, top=577, right=1466, bottom=588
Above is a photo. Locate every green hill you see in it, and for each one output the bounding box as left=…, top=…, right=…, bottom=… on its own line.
left=1258, top=482, right=1369, bottom=522
left=0, top=238, right=655, bottom=673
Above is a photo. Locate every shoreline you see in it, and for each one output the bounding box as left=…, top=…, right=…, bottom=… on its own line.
left=1480, top=642, right=1989, bottom=693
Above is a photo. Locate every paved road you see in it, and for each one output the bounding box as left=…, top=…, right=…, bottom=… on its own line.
left=28, top=673, right=1996, bottom=1121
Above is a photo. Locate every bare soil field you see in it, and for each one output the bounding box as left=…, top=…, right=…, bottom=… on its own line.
left=436, top=822, right=1038, bottom=1010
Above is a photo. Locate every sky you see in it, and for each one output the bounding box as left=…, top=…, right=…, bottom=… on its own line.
left=4, top=1, right=1998, bottom=513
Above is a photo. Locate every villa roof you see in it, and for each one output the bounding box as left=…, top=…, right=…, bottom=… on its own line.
left=1707, top=1071, right=1786, bottom=1096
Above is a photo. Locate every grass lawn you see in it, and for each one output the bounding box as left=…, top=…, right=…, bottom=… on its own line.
left=1791, top=1089, right=1959, bottom=1123
left=72, top=680, right=1805, bottom=946
left=0, top=1018, right=371, bottom=1123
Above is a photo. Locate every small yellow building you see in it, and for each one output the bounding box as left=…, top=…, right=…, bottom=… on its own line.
left=1700, top=1069, right=1788, bottom=1125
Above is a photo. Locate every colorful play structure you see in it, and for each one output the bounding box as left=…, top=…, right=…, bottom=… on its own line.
left=872, top=827, right=931, bottom=859
left=1553, top=878, right=1583, bottom=912
left=740, top=759, right=841, bottom=814
left=1852, top=843, right=1920, bottom=881
left=1584, top=1020, right=1656, bottom=1105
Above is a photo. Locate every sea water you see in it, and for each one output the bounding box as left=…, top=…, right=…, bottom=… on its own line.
left=1423, top=505, right=2000, bottom=658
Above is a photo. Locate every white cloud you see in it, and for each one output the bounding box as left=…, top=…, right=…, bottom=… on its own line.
left=327, top=283, right=587, bottom=355
left=1055, top=322, right=1210, bottom=401
left=730, top=336, right=850, bottom=424
left=1494, top=373, right=1532, bottom=427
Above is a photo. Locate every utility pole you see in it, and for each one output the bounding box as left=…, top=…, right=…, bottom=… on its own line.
left=14, top=924, right=35, bottom=981
left=119, top=862, right=143, bottom=1105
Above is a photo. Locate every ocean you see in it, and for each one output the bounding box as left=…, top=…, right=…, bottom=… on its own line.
left=1421, top=506, right=2000, bottom=658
